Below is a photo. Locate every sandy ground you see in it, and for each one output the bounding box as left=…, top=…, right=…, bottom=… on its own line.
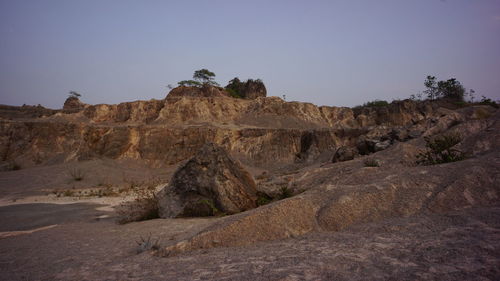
left=1, top=160, right=499, bottom=280
left=0, top=201, right=498, bottom=280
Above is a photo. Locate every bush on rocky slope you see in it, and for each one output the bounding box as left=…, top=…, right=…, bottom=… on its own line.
left=416, top=133, right=466, bottom=165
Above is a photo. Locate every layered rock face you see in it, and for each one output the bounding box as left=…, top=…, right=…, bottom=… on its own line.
left=158, top=143, right=257, bottom=218
left=0, top=96, right=489, bottom=169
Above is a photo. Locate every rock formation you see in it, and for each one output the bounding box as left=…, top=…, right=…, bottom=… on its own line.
left=158, top=143, right=257, bottom=218
left=1, top=98, right=494, bottom=169
left=163, top=108, right=500, bottom=255
left=63, top=96, right=86, bottom=112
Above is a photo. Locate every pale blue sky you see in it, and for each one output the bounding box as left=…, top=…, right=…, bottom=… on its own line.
left=1, top=0, right=499, bottom=108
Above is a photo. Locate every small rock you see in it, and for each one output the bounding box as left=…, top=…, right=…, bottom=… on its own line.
left=332, top=146, right=357, bottom=163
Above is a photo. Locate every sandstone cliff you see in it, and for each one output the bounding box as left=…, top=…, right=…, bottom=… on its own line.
left=0, top=96, right=491, bottom=170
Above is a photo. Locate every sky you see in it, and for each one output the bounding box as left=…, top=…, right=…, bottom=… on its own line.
left=0, top=0, right=499, bottom=109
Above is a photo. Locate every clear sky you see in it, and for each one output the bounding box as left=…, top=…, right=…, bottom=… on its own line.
left=1, top=0, right=499, bottom=109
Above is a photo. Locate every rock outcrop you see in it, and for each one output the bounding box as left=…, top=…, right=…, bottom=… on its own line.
left=0, top=97, right=496, bottom=169
left=241, top=79, right=267, bottom=99
left=158, top=143, right=257, bottom=218
left=63, top=97, right=86, bottom=112
left=162, top=109, right=500, bottom=255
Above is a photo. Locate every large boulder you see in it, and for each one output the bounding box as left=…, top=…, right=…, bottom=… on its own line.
left=158, top=143, right=258, bottom=218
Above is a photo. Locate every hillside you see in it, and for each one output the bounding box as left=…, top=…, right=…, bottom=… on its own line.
left=0, top=88, right=499, bottom=280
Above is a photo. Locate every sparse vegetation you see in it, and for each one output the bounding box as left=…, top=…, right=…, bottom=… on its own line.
left=363, top=100, right=389, bottom=107
left=364, top=158, right=380, bottom=167
left=353, top=99, right=389, bottom=110
left=278, top=185, right=293, bottom=199
left=6, top=161, right=21, bottom=171
left=478, top=96, right=499, bottom=108
left=416, top=133, right=466, bottom=165
left=256, top=192, right=273, bottom=206
left=68, top=168, right=85, bottom=181
left=135, top=234, right=161, bottom=254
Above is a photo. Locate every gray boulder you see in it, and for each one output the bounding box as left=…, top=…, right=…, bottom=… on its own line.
left=158, top=143, right=258, bottom=218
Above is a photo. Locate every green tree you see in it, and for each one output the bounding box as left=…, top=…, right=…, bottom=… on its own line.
left=437, top=78, right=465, bottom=101
left=422, top=76, right=465, bottom=102
left=68, top=91, right=81, bottom=98
left=423, top=76, right=439, bottom=100
left=193, top=69, right=218, bottom=86
left=177, top=69, right=219, bottom=87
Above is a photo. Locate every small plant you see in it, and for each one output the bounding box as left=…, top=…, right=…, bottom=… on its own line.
left=135, top=233, right=161, bottom=254
left=68, top=168, right=85, bottom=181
left=416, top=134, right=466, bottom=165
left=278, top=185, right=293, bottom=199
left=364, top=158, right=380, bottom=167
left=6, top=161, right=21, bottom=171
left=256, top=192, right=273, bottom=206
left=63, top=189, right=74, bottom=197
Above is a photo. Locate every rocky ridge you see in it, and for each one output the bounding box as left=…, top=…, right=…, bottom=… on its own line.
left=0, top=93, right=462, bottom=170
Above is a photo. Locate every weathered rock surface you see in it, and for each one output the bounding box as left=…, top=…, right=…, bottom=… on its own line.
left=158, top=143, right=257, bottom=218
left=162, top=109, right=500, bottom=255
left=1, top=98, right=465, bottom=168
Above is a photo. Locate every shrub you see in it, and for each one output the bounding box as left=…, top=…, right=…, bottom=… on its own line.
left=256, top=192, right=273, bottom=206
left=225, top=77, right=265, bottom=99
left=116, top=184, right=160, bottom=224
left=416, top=134, right=466, bottom=165
left=354, top=100, right=389, bottom=109
left=68, top=168, right=85, bottom=181
left=478, top=96, right=499, bottom=108
left=364, top=158, right=380, bottom=167
left=363, top=100, right=389, bottom=107
left=5, top=161, right=21, bottom=171
left=135, top=234, right=161, bottom=254
left=278, top=185, right=292, bottom=199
